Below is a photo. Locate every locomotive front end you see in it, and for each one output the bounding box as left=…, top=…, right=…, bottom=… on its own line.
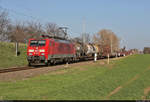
left=27, top=39, right=48, bottom=66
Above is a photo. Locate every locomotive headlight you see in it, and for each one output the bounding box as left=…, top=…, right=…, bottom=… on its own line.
left=29, top=49, right=34, bottom=52
left=29, top=53, right=33, bottom=55
left=39, top=49, right=45, bottom=52
left=41, top=53, right=45, bottom=55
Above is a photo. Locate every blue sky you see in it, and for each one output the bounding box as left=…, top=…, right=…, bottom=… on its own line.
left=0, top=0, right=150, bottom=50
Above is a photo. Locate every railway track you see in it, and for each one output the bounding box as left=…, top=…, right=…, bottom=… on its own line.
left=0, top=59, right=93, bottom=74
left=0, top=56, right=125, bottom=74
left=0, top=60, right=92, bottom=74
left=0, top=66, right=35, bottom=73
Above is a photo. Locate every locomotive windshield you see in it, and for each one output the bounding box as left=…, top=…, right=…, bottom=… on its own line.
left=39, top=40, right=46, bottom=46
left=30, top=40, right=46, bottom=46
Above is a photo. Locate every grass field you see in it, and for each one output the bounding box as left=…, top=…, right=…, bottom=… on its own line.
left=0, top=42, right=28, bottom=68
left=0, top=54, right=150, bottom=100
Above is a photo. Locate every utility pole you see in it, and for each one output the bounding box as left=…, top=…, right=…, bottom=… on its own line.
left=82, top=18, right=86, bottom=43
left=110, top=33, right=112, bottom=54
left=82, top=18, right=86, bottom=55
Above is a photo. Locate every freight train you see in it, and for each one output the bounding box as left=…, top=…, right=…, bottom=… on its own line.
left=27, top=34, right=128, bottom=66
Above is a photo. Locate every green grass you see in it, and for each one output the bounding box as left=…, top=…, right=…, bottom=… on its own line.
left=0, top=42, right=28, bottom=68
left=0, top=54, right=150, bottom=100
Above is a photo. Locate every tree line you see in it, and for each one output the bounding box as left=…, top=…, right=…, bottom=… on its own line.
left=0, top=10, right=67, bottom=43
left=0, top=9, right=120, bottom=52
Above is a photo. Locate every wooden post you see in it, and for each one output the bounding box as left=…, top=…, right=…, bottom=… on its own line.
left=15, top=42, right=19, bottom=56
left=107, top=54, right=109, bottom=64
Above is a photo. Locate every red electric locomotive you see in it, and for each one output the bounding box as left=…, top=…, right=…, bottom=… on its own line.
left=27, top=35, right=76, bottom=66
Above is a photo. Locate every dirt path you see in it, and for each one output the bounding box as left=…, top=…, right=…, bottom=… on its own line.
left=106, top=86, right=122, bottom=99
left=142, top=87, right=150, bottom=100
left=106, top=66, right=150, bottom=99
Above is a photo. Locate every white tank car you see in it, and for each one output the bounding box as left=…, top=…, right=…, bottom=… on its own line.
left=85, top=44, right=95, bottom=55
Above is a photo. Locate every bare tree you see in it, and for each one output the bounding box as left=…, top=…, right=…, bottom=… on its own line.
left=0, top=9, right=69, bottom=43
left=0, top=10, right=10, bottom=42
left=45, top=23, right=59, bottom=37
left=9, top=21, right=44, bottom=43
left=93, top=29, right=120, bottom=53
left=26, top=21, right=44, bottom=40
left=110, top=31, right=120, bottom=52
left=45, top=22, right=67, bottom=38
left=10, top=22, right=27, bottom=43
